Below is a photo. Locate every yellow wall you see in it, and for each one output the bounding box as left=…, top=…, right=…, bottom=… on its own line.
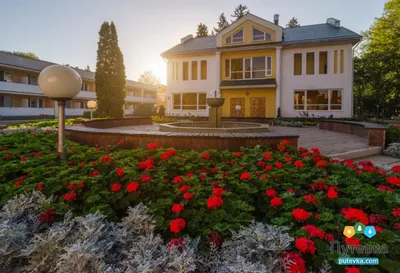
left=221, top=49, right=277, bottom=80
left=222, top=20, right=278, bottom=47
left=221, top=88, right=276, bottom=118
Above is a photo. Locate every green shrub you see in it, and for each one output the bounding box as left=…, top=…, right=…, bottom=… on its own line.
left=386, top=125, right=400, bottom=146
left=132, top=104, right=155, bottom=117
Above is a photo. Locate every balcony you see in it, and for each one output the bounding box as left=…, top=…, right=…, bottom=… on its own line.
left=126, top=95, right=156, bottom=104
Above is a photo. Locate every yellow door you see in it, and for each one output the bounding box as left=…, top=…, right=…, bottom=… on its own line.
left=230, top=98, right=245, bottom=117
left=250, top=97, right=266, bottom=118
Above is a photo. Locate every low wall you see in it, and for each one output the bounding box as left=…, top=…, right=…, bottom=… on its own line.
left=66, top=127, right=298, bottom=151
left=83, top=117, right=152, bottom=129
left=319, top=120, right=387, bottom=147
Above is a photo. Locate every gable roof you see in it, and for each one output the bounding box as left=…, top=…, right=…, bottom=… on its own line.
left=161, top=36, right=216, bottom=57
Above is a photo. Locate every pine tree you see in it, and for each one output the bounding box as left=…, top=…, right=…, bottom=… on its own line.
left=95, top=22, right=126, bottom=118
left=214, top=13, right=228, bottom=33
left=196, top=23, right=209, bottom=37
left=231, top=4, right=248, bottom=22
left=286, top=17, right=300, bottom=28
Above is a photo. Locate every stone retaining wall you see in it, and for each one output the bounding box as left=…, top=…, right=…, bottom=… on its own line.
left=83, top=117, right=152, bottom=129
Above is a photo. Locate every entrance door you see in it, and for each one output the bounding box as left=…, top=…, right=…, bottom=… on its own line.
left=230, top=98, right=245, bottom=117
left=250, top=97, right=266, bottom=118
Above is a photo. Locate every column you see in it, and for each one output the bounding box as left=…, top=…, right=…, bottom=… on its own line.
left=141, top=88, right=144, bottom=104
left=215, top=52, right=221, bottom=96
left=275, top=46, right=282, bottom=117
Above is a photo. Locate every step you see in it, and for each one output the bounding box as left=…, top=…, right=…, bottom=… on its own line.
left=327, top=146, right=382, bottom=160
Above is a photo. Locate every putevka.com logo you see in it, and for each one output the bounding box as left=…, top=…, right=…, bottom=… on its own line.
left=329, top=222, right=389, bottom=255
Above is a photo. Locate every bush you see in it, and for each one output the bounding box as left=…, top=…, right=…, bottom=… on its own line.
left=152, top=116, right=178, bottom=123
left=1, top=131, right=400, bottom=272
left=386, top=125, right=400, bottom=146
left=384, top=143, right=400, bottom=158
left=132, top=104, right=155, bottom=117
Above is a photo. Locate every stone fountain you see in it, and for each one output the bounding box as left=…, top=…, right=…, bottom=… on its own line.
left=206, top=90, right=225, bottom=128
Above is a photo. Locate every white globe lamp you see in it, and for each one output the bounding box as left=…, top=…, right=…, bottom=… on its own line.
left=235, top=104, right=241, bottom=117
left=38, top=65, right=82, bottom=159
left=87, top=100, right=97, bottom=120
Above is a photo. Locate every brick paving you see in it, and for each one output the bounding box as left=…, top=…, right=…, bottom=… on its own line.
left=112, top=124, right=369, bottom=156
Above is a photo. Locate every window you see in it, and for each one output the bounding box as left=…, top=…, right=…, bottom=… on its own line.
left=340, top=50, right=344, bottom=73
left=29, top=98, right=38, bottom=108
left=172, top=62, right=175, bottom=80
left=183, top=62, right=189, bottom=81
left=225, top=29, right=243, bottom=44
left=81, top=83, right=88, bottom=91
left=201, top=60, right=207, bottom=80
left=231, top=58, right=243, bottom=79
left=39, top=99, right=43, bottom=108
left=4, top=71, right=13, bottom=82
left=225, top=59, right=230, bottom=78
left=266, top=56, right=272, bottom=76
left=252, top=28, right=272, bottom=41
left=28, top=76, right=38, bottom=85
left=319, top=51, right=328, bottom=74
left=294, top=53, right=302, bottom=75
left=334, top=50, right=338, bottom=74
left=191, top=61, right=197, bottom=80
left=173, top=93, right=207, bottom=110
left=229, top=57, right=268, bottom=79
left=293, top=90, right=342, bottom=111
left=306, top=53, right=314, bottom=75
left=244, top=58, right=251, bottom=79
left=175, top=62, right=179, bottom=80
left=252, top=57, right=265, bottom=78
left=0, top=95, right=12, bottom=107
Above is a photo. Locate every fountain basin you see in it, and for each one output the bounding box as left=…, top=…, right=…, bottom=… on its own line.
left=159, top=121, right=269, bottom=133
left=206, top=98, right=225, bottom=107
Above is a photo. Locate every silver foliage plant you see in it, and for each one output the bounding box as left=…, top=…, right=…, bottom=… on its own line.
left=1, top=191, right=332, bottom=273
left=384, top=142, right=400, bottom=158
left=0, top=126, right=57, bottom=136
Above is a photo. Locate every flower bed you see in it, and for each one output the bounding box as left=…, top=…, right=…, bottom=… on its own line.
left=1, top=130, right=400, bottom=272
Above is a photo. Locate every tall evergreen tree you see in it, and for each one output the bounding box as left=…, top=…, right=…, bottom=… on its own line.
left=214, top=13, right=228, bottom=33
left=231, top=4, right=248, bottom=22
left=95, top=21, right=126, bottom=118
left=287, top=17, right=300, bottom=28
left=196, top=23, right=209, bottom=37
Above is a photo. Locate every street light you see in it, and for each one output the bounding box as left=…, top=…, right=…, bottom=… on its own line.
left=235, top=104, right=241, bottom=117
left=87, top=100, right=97, bottom=120
left=38, top=65, right=82, bottom=160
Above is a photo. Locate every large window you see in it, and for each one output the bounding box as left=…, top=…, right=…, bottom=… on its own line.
left=182, top=62, right=188, bottom=81
left=28, top=75, right=38, bottom=85
left=319, top=51, right=328, bottom=74
left=4, top=71, right=13, bottom=82
left=201, top=60, right=207, bottom=80
left=173, top=93, right=207, bottom=110
left=0, top=95, right=12, bottom=107
left=252, top=28, right=271, bottom=41
left=225, top=29, right=243, bottom=44
left=191, top=61, right=197, bottom=80
left=294, top=90, right=342, bottom=111
left=228, top=56, right=271, bottom=79
left=294, top=53, right=302, bottom=75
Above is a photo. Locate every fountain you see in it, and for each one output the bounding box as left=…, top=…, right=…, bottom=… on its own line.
left=159, top=90, right=269, bottom=133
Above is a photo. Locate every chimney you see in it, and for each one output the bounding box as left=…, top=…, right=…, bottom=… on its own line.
left=181, top=34, right=193, bottom=44
left=326, top=18, right=340, bottom=28
left=274, top=14, right=279, bottom=25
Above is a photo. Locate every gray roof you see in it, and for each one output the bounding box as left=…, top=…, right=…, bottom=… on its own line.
left=161, top=23, right=360, bottom=56
left=283, top=24, right=360, bottom=44
left=0, top=51, right=157, bottom=91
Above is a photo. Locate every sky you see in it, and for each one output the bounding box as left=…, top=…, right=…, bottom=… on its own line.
left=0, top=0, right=386, bottom=84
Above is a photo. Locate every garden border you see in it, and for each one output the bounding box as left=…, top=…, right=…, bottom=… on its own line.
left=82, top=117, right=153, bottom=129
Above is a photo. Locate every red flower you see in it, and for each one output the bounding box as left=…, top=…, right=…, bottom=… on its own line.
left=392, top=208, right=400, bottom=217
left=68, top=184, right=76, bottom=190
left=345, top=237, right=360, bottom=246
left=213, top=187, right=226, bottom=196
left=287, top=189, right=295, bottom=194
left=292, top=208, right=311, bottom=221
left=168, top=237, right=184, bottom=250
left=126, top=182, right=140, bottom=193
left=278, top=145, right=286, bottom=151
left=207, top=195, right=223, bottom=209
left=282, top=139, right=290, bottom=145
left=90, top=170, right=100, bottom=177
left=285, top=157, right=292, bottom=163
left=375, top=226, right=383, bottom=233
left=345, top=267, right=360, bottom=273
left=280, top=252, right=306, bottom=273
left=394, top=223, right=400, bottom=230
left=211, top=181, right=219, bottom=187
left=265, top=188, right=277, bottom=198
left=14, top=181, right=23, bottom=187
left=111, top=183, right=122, bottom=192
left=199, top=174, right=206, bottom=181
left=139, top=175, right=152, bottom=182
left=118, top=140, right=125, bottom=145
left=312, top=179, right=328, bottom=191
left=324, top=233, right=335, bottom=242
left=257, top=161, right=266, bottom=168
left=270, top=197, right=283, bottom=207
left=37, top=183, right=43, bottom=191
left=303, top=225, right=325, bottom=239
left=186, top=173, right=193, bottom=178
left=206, top=230, right=223, bottom=248
left=171, top=203, right=184, bottom=214
left=369, top=214, right=388, bottom=225
left=295, top=237, right=316, bottom=254
left=169, top=218, right=186, bottom=233
left=263, top=153, right=273, bottom=160
left=275, top=162, right=284, bottom=168
left=303, top=194, right=320, bottom=204
left=341, top=208, right=369, bottom=225
left=202, top=153, right=211, bottom=160
left=161, top=153, right=170, bottom=160
left=327, top=186, right=339, bottom=199
left=183, top=192, right=194, bottom=200
left=387, top=176, right=400, bottom=186
left=173, top=176, right=183, bottom=184
left=79, top=162, right=85, bottom=167
left=138, top=158, right=154, bottom=170
left=179, top=185, right=190, bottom=192
left=210, top=167, right=218, bottom=173
left=100, top=155, right=112, bottom=163
left=167, top=149, right=176, bottom=156
left=311, top=147, right=320, bottom=154
left=5, top=154, right=12, bottom=160
left=64, top=192, right=76, bottom=201
left=316, top=160, right=327, bottom=167
left=391, top=166, right=400, bottom=173
left=234, top=152, right=242, bottom=157
left=147, top=143, right=158, bottom=149
left=240, top=172, right=251, bottom=180
left=265, top=165, right=273, bottom=171
left=39, top=208, right=56, bottom=224
left=377, top=185, right=395, bottom=192
left=116, top=167, right=124, bottom=177
left=293, top=160, right=304, bottom=168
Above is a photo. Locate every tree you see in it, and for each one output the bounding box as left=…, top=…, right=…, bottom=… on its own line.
left=286, top=17, right=300, bottom=28
left=95, top=21, right=126, bottom=118
left=196, top=23, right=209, bottom=37
left=7, top=51, right=39, bottom=60
left=231, top=4, right=248, bottom=22
left=214, top=13, right=228, bottom=33
left=138, top=70, right=160, bottom=85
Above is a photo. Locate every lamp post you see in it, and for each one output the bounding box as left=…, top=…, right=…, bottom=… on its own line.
left=87, top=100, right=97, bottom=120
left=38, top=65, right=82, bottom=160
left=235, top=104, right=241, bottom=118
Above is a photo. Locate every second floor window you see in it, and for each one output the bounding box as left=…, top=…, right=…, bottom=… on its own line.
left=201, top=60, right=207, bottom=80
left=191, top=61, right=197, bottom=80
left=182, top=62, right=189, bottom=81
left=225, top=29, right=243, bottom=44
left=228, top=56, right=271, bottom=79
left=253, top=28, right=272, bottom=41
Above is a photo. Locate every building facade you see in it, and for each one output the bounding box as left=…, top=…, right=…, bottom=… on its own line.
left=161, top=14, right=360, bottom=118
left=0, top=51, right=157, bottom=118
